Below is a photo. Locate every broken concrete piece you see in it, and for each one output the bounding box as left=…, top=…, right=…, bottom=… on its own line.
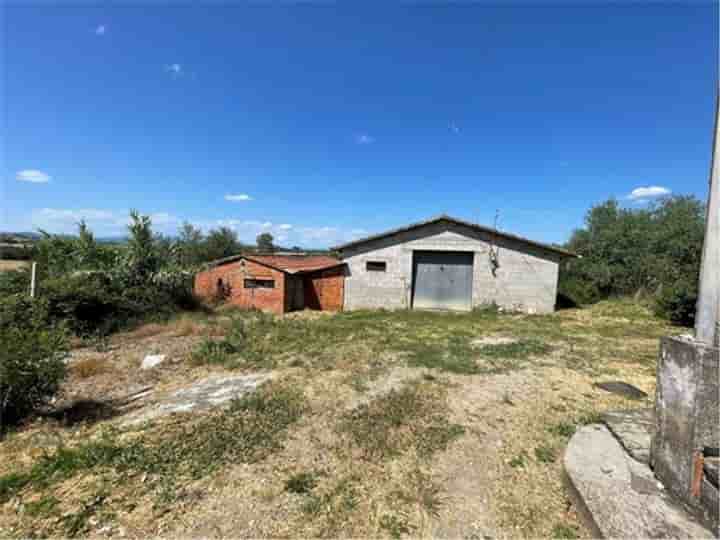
left=594, top=381, right=648, bottom=400
left=602, top=408, right=654, bottom=465
left=564, top=424, right=714, bottom=539
left=141, top=354, right=166, bottom=370
left=122, top=373, right=272, bottom=426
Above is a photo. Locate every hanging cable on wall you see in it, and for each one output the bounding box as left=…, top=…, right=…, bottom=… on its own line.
left=489, top=209, right=501, bottom=276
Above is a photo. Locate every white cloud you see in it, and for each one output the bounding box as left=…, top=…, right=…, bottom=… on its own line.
left=31, top=208, right=180, bottom=235
left=95, top=25, right=106, bottom=35
left=16, top=170, right=51, bottom=183
left=224, top=193, right=253, bottom=202
left=165, top=64, right=183, bottom=77
left=278, top=224, right=293, bottom=230
left=355, top=133, right=375, bottom=145
left=626, top=186, right=671, bottom=201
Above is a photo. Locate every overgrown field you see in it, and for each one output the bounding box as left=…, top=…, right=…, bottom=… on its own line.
left=0, top=299, right=673, bottom=538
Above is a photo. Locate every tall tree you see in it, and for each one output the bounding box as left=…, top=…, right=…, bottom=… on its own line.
left=256, top=232, right=275, bottom=252
left=205, top=227, right=240, bottom=261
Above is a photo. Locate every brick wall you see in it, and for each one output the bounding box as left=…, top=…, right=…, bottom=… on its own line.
left=303, top=266, right=345, bottom=311
left=194, top=259, right=287, bottom=314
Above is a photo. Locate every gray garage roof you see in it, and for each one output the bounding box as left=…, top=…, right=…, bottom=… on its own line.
left=331, top=214, right=578, bottom=258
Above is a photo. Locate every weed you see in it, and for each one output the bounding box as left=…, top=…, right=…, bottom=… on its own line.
left=24, top=495, right=59, bottom=517
left=380, top=513, right=414, bottom=539
left=509, top=452, right=527, bottom=468
left=476, top=338, right=552, bottom=359
left=338, top=382, right=464, bottom=461
left=62, top=492, right=107, bottom=537
left=285, top=471, right=319, bottom=494
left=534, top=445, right=557, bottom=464
left=190, top=338, right=238, bottom=365
left=0, top=383, right=304, bottom=504
left=552, top=522, right=579, bottom=539
left=576, top=411, right=603, bottom=426
left=406, top=338, right=480, bottom=375
left=548, top=422, right=576, bottom=438
left=301, top=476, right=359, bottom=536
left=392, top=468, right=444, bottom=518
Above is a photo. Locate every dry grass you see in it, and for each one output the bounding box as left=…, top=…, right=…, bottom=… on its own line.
left=0, top=299, right=674, bottom=539
left=71, top=358, right=112, bottom=379
left=0, top=260, right=30, bottom=272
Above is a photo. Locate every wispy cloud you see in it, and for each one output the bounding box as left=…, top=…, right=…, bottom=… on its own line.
left=355, top=133, right=375, bottom=145
left=449, top=122, right=460, bottom=134
left=224, top=194, right=253, bottom=202
left=31, top=208, right=180, bottom=235
left=278, top=224, right=293, bottom=230
left=95, top=24, right=106, bottom=35
left=164, top=64, right=183, bottom=77
left=626, top=186, right=671, bottom=201
left=16, top=170, right=51, bottom=183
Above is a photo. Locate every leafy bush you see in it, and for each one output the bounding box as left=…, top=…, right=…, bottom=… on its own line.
left=560, top=196, right=705, bottom=325
left=0, top=297, right=68, bottom=429
left=653, top=277, right=699, bottom=326
left=0, top=269, right=30, bottom=296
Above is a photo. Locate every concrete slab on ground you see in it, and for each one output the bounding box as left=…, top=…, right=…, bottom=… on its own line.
left=564, top=424, right=714, bottom=539
left=122, top=373, right=272, bottom=426
left=601, top=408, right=654, bottom=465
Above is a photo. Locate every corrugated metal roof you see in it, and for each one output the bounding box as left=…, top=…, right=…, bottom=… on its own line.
left=330, top=214, right=578, bottom=258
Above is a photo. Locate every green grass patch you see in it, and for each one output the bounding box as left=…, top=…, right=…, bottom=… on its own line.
left=338, top=381, right=464, bottom=461
left=0, top=383, right=304, bottom=505
left=285, top=471, right=319, bottom=494
left=534, top=444, right=557, bottom=464
left=476, top=338, right=552, bottom=359
left=552, top=522, right=580, bottom=539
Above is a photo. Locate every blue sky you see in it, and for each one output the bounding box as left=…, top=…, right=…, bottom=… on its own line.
left=2, top=3, right=718, bottom=247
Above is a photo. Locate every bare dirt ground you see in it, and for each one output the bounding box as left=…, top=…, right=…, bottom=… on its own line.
left=0, top=300, right=670, bottom=539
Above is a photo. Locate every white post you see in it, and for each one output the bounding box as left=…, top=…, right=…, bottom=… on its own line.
left=30, top=262, right=37, bottom=299
left=695, top=93, right=720, bottom=347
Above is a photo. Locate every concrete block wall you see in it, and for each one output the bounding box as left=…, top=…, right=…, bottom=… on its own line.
left=194, top=259, right=287, bottom=314
left=340, top=222, right=561, bottom=313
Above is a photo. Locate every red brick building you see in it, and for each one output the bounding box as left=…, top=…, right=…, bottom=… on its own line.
left=194, top=254, right=345, bottom=314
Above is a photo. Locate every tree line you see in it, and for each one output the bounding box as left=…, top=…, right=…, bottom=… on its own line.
left=559, top=195, right=706, bottom=325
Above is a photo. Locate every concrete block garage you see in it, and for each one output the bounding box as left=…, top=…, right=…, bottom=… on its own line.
left=194, top=254, right=345, bottom=314
left=332, top=215, right=577, bottom=314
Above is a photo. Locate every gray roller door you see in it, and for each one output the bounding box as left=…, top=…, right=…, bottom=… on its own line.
left=412, top=251, right=473, bottom=311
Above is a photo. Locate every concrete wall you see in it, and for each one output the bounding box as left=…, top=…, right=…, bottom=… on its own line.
left=340, top=222, right=562, bottom=313
left=651, top=336, right=719, bottom=532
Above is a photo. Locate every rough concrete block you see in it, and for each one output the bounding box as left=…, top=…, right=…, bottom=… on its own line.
left=565, top=424, right=714, bottom=539
left=651, top=336, right=719, bottom=532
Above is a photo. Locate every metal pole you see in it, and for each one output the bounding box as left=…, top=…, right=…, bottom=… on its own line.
left=695, top=91, right=720, bottom=347
left=30, top=262, right=37, bottom=299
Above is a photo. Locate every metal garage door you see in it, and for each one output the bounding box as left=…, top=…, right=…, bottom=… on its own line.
left=412, top=251, right=473, bottom=311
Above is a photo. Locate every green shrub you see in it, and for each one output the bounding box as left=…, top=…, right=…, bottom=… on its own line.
left=0, top=298, right=68, bottom=429
left=0, top=269, right=30, bottom=296
left=285, top=471, right=319, bottom=494
left=653, top=278, right=698, bottom=326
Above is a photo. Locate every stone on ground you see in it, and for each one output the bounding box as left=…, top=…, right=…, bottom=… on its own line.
left=141, top=354, right=166, bottom=370
left=123, top=373, right=272, bottom=426
left=601, top=408, right=654, bottom=465
left=593, top=380, right=648, bottom=400
left=564, top=424, right=714, bottom=539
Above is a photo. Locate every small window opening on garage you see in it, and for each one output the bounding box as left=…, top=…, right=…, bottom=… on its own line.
left=244, top=279, right=275, bottom=289
left=366, top=261, right=387, bottom=272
